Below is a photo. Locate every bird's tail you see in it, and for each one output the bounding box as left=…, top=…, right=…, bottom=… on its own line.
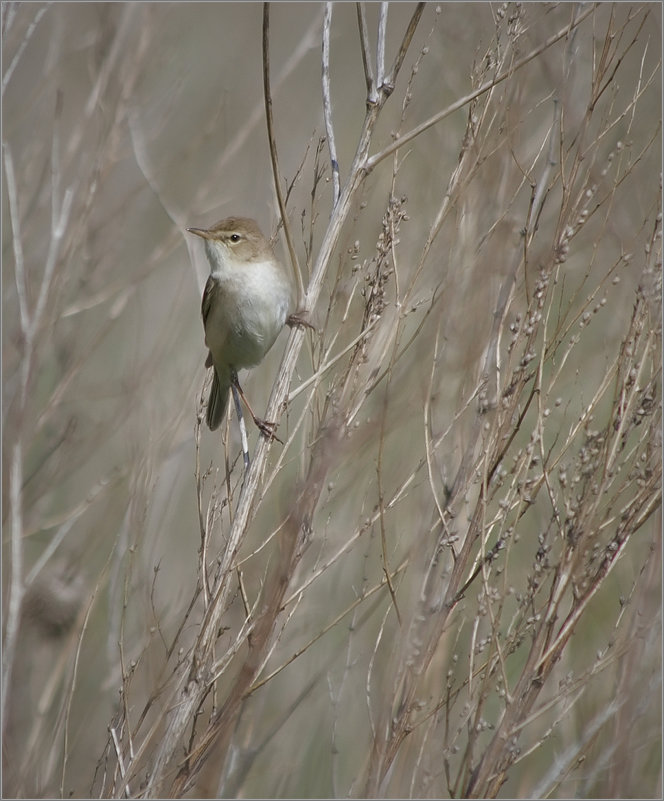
left=207, top=368, right=230, bottom=431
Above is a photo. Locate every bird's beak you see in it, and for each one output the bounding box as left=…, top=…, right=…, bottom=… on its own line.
left=187, top=227, right=212, bottom=240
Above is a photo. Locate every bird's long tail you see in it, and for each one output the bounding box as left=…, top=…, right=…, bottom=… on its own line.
left=207, top=368, right=230, bottom=431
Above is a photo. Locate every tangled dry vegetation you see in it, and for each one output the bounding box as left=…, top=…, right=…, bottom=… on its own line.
left=3, top=3, right=661, bottom=798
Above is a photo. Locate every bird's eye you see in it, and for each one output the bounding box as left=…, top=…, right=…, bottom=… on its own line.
left=230, top=233, right=241, bottom=243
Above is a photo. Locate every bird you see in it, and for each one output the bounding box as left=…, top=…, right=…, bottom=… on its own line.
left=187, top=217, right=294, bottom=435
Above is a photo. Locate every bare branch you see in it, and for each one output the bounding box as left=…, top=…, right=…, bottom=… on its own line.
left=356, top=2, right=376, bottom=102
left=1, top=5, right=48, bottom=96
left=3, top=144, right=28, bottom=336
left=1, top=445, right=24, bottom=723
left=263, top=2, right=304, bottom=302
left=383, top=2, right=426, bottom=90
left=322, top=3, right=341, bottom=204
left=376, top=2, right=388, bottom=88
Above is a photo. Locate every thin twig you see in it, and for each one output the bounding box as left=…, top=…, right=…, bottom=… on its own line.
left=376, top=3, right=388, bottom=88
left=356, top=3, right=376, bottom=102
left=322, top=3, right=341, bottom=205
left=3, top=144, right=28, bottom=335
left=384, top=2, right=426, bottom=90
left=527, top=98, right=560, bottom=236
left=110, top=727, right=131, bottom=798
left=1, top=5, right=48, bottom=96
left=263, top=2, right=304, bottom=303
left=1, top=445, right=24, bottom=723
left=31, top=116, right=75, bottom=343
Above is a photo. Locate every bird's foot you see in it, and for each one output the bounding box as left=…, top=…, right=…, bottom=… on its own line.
left=254, top=417, right=283, bottom=444
left=287, top=310, right=316, bottom=331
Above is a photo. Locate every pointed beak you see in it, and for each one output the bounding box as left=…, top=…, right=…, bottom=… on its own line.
left=187, top=227, right=212, bottom=240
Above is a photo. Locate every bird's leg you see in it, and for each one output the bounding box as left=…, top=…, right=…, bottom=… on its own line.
left=230, top=370, right=283, bottom=444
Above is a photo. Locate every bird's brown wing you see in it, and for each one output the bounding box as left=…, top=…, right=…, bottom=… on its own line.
left=201, top=275, right=216, bottom=368
left=201, top=274, right=216, bottom=327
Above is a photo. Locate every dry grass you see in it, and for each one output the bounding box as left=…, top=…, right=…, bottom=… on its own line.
left=2, top=3, right=661, bottom=798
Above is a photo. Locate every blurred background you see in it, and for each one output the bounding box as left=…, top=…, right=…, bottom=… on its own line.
left=2, top=3, right=661, bottom=798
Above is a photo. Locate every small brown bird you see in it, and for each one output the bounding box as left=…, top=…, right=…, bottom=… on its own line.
left=188, top=217, right=294, bottom=433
